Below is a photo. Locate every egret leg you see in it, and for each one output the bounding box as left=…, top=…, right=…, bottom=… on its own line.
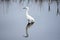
left=24, top=22, right=34, bottom=37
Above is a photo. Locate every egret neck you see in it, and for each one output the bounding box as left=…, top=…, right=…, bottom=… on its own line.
left=26, top=8, right=29, bottom=15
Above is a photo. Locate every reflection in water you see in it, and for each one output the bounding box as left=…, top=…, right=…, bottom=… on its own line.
left=0, top=0, right=60, bottom=16
left=39, top=0, right=42, bottom=2
left=1, top=0, right=10, bottom=2
left=48, top=0, right=60, bottom=16
left=48, top=0, right=51, bottom=11
left=19, top=0, right=22, bottom=3
left=56, top=0, right=60, bottom=16
left=1, top=0, right=10, bottom=15
left=28, top=0, right=30, bottom=4
left=24, top=22, right=35, bottom=37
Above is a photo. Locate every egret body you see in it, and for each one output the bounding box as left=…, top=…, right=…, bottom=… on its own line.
left=23, top=6, right=35, bottom=37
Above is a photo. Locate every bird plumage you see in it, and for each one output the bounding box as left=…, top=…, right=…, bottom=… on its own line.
left=23, top=6, right=35, bottom=37
left=26, top=14, right=35, bottom=23
left=25, top=7, right=35, bottom=23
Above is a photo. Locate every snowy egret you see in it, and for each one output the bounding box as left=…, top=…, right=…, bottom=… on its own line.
left=23, top=6, right=35, bottom=37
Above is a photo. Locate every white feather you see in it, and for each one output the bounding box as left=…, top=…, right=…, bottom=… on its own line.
left=25, top=6, right=35, bottom=23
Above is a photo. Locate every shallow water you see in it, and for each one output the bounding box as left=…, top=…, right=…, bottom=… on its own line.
left=0, top=0, right=60, bottom=40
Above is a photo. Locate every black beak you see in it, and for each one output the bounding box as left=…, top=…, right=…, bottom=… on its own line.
left=23, top=7, right=26, bottom=9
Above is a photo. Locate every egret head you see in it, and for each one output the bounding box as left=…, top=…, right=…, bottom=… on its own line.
left=23, top=6, right=29, bottom=10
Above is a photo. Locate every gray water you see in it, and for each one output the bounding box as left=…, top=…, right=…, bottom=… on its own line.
left=0, top=1, right=60, bottom=40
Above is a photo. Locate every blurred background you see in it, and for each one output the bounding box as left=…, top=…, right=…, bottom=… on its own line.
left=0, top=0, right=60, bottom=40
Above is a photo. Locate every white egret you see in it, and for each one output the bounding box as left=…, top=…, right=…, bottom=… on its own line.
left=23, top=6, right=35, bottom=37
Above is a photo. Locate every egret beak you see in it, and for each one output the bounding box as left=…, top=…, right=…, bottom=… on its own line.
left=23, top=7, right=26, bottom=9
